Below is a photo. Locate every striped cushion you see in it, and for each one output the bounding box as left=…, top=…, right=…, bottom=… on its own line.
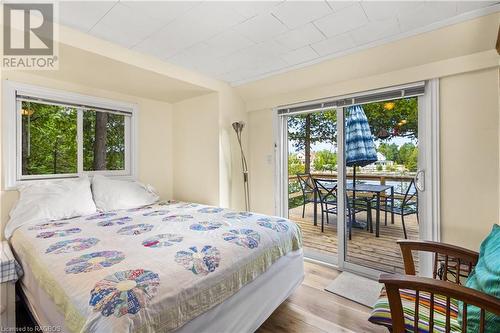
left=369, top=288, right=461, bottom=332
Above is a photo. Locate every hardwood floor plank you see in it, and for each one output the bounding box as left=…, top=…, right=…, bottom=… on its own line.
left=258, top=303, right=331, bottom=333
left=257, top=261, right=387, bottom=333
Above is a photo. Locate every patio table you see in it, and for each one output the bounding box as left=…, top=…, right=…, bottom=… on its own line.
left=313, top=182, right=394, bottom=237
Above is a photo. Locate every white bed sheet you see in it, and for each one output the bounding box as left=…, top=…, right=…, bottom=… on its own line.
left=19, top=249, right=304, bottom=333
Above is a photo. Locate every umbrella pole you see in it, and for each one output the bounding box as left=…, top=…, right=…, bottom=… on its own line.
left=352, top=167, right=356, bottom=226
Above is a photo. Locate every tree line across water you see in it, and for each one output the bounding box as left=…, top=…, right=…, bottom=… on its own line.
left=287, top=97, right=418, bottom=174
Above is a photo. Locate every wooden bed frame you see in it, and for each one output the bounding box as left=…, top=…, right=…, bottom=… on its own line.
left=379, top=240, right=500, bottom=333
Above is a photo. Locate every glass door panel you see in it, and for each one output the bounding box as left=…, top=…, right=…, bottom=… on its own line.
left=341, top=98, right=420, bottom=275
left=286, top=109, right=339, bottom=263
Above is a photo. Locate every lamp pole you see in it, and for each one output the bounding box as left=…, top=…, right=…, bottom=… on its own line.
left=232, top=122, right=250, bottom=211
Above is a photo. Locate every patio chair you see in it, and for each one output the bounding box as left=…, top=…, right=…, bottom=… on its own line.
left=314, top=179, right=371, bottom=239
left=380, top=179, right=418, bottom=239
left=370, top=240, right=500, bottom=333
left=347, top=188, right=377, bottom=234
left=296, top=173, right=322, bottom=219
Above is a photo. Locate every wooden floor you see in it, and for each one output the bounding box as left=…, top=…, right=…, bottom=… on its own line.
left=257, top=260, right=387, bottom=333
left=289, top=203, right=419, bottom=274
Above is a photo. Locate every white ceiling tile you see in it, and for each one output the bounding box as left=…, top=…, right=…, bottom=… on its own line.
left=361, top=1, right=421, bottom=22
left=311, top=33, right=355, bottom=56
left=57, top=0, right=499, bottom=85
left=214, top=40, right=289, bottom=75
left=227, top=1, right=284, bottom=19
left=282, top=46, right=319, bottom=65
left=326, top=1, right=357, bottom=12
left=134, top=2, right=247, bottom=59
left=165, top=51, right=200, bottom=70
left=173, top=31, right=255, bottom=73
left=252, top=57, right=289, bottom=75
left=397, top=2, right=458, bottom=32
left=274, top=23, right=325, bottom=50
left=271, top=1, right=332, bottom=29
left=120, top=1, right=200, bottom=24
left=233, top=13, right=288, bottom=43
left=90, top=3, right=164, bottom=48
left=216, top=67, right=257, bottom=83
left=227, top=56, right=288, bottom=82
left=203, top=31, right=256, bottom=58
left=59, top=1, right=118, bottom=32
left=131, top=33, right=179, bottom=59
left=349, top=18, right=400, bottom=45
left=314, top=4, right=369, bottom=37
left=456, top=1, right=496, bottom=14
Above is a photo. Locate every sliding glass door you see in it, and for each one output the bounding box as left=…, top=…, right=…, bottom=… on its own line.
left=276, top=81, right=438, bottom=277
left=338, top=97, right=421, bottom=277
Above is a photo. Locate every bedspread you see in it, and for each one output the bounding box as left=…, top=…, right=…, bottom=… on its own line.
left=11, top=201, right=302, bottom=333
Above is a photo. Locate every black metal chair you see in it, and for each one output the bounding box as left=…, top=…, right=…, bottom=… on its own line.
left=347, top=191, right=375, bottom=234
left=380, top=179, right=418, bottom=239
left=313, top=178, right=338, bottom=233
left=296, top=173, right=322, bottom=219
left=313, top=179, right=371, bottom=240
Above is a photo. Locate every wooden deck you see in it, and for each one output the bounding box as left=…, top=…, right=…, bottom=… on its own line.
left=289, top=203, right=419, bottom=274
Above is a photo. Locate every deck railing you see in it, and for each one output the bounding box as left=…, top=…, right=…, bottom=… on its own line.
left=289, top=172, right=415, bottom=201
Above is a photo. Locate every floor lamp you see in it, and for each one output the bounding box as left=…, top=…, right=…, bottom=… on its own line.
left=232, top=121, right=250, bottom=211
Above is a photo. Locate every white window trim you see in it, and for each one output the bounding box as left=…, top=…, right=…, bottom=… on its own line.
left=2, top=80, right=138, bottom=189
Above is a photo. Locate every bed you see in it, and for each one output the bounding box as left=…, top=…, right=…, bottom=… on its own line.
left=10, top=201, right=303, bottom=333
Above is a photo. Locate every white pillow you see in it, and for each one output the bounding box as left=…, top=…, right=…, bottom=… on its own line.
left=91, top=175, right=159, bottom=212
left=5, top=176, right=97, bottom=239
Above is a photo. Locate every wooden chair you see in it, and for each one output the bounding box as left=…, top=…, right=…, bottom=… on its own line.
left=372, top=240, right=500, bottom=333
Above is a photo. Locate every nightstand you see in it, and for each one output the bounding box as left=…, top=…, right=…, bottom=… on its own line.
left=1, top=241, right=23, bottom=329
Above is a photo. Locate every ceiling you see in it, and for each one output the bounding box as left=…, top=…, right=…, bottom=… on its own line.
left=27, top=44, right=212, bottom=103
left=58, top=1, right=499, bottom=86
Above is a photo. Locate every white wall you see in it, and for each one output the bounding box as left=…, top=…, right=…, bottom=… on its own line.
left=247, top=69, right=500, bottom=251
left=244, top=14, right=500, bottom=250
left=439, top=68, right=499, bottom=249
left=171, top=88, right=249, bottom=210
left=172, top=93, right=220, bottom=205
left=248, top=109, right=275, bottom=216
left=218, top=88, right=248, bottom=211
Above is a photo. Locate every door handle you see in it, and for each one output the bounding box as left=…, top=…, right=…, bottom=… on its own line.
left=415, top=169, right=425, bottom=192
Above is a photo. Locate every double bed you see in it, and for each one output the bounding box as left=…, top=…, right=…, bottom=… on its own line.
left=10, top=201, right=303, bottom=332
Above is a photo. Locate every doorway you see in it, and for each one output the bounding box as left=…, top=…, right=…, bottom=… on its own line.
left=276, top=81, right=439, bottom=277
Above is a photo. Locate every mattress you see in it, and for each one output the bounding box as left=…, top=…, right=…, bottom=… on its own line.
left=11, top=201, right=303, bottom=332
left=20, top=248, right=304, bottom=333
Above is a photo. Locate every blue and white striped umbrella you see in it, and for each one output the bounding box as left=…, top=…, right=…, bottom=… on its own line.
left=345, top=105, right=377, bottom=167
left=345, top=105, right=377, bottom=228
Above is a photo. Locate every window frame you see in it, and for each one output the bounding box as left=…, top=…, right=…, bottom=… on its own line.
left=3, top=81, right=138, bottom=189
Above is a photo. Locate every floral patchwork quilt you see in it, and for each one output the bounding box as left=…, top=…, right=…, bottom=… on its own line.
left=11, top=201, right=302, bottom=333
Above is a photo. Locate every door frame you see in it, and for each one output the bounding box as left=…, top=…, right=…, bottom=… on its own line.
left=273, top=79, right=440, bottom=278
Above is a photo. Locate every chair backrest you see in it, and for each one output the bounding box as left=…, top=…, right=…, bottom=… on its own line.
left=402, top=179, right=418, bottom=206
left=313, top=179, right=337, bottom=203
left=381, top=241, right=486, bottom=333
left=296, top=173, right=315, bottom=193
left=397, top=240, right=479, bottom=284
left=379, top=274, right=500, bottom=333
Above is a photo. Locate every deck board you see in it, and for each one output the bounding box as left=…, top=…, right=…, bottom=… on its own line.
left=289, top=203, right=419, bottom=274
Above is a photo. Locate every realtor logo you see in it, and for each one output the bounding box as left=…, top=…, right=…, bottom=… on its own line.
left=2, top=2, right=58, bottom=69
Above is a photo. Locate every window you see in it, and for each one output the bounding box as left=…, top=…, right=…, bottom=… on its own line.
left=3, top=82, right=137, bottom=188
